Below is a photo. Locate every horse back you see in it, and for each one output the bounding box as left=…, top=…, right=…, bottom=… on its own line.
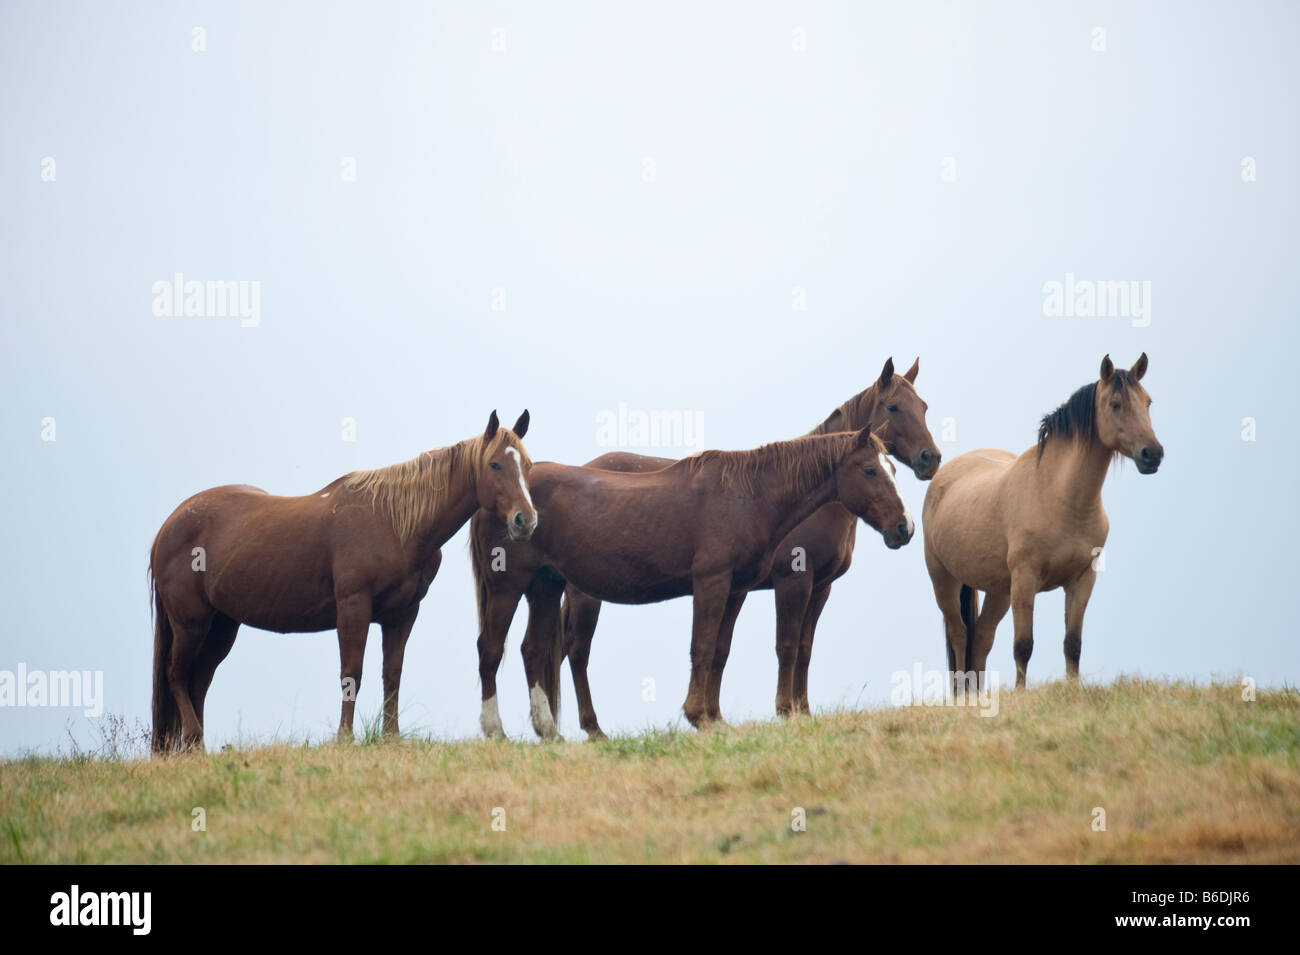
left=151, top=483, right=365, bottom=632
left=584, top=451, right=677, bottom=473
left=923, top=449, right=1017, bottom=517
left=521, top=461, right=711, bottom=601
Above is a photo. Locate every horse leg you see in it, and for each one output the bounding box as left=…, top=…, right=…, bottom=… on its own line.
left=773, top=573, right=812, bottom=717
left=563, top=586, right=606, bottom=740
left=478, top=586, right=522, bottom=739
left=166, top=614, right=212, bottom=750
left=380, top=605, right=420, bottom=737
left=794, top=582, right=831, bottom=715
left=335, top=591, right=372, bottom=742
left=968, top=590, right=1009, bottom=691
left=1063, top=568, right=1097, bottom=680
left=927, top=559, right=968, bottom=694
left=683, top=572, right=730, bottom=729
left=705, top=591, right=746, bottom=724
left=1009, top=570, right=1040, bottom=689
left=191, top=614, right=239, bottom=731
left=521, top=574, right=565, bottom=740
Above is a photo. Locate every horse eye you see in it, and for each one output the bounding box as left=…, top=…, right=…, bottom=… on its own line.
left=1110, top=402, right=1121, bottom=411
left=865, top=468, right=877, bottom=477
left=490, top=462, right=502, bottom=470
left=887, top=405, right=899, bottom=413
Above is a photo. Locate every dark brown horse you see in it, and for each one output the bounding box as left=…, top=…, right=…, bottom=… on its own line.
left=150, top=411, right=536, bottom=753
left=471, top=426, right=913, bottom=739
left=561, top=358, right=940, bottom=737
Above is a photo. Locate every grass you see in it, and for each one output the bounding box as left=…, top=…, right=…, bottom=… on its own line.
left=1, top=679, right=1297, bottom=863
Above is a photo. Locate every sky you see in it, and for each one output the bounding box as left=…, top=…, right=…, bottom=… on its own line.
left=1, top=1, right=1297, bottom=755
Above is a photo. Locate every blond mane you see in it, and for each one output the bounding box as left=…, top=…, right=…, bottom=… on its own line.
left=344, top=431, right=531, bottom=543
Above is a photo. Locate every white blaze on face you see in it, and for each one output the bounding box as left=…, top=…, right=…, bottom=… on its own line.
left=879, top=451, right=914, bottom=536
left=504, top=447, right=533, bottom=515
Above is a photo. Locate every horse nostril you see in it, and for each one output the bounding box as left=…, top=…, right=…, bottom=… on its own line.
left=896, top=522, right=909, bottom=537
left=513, top=512, right=524, bottom=527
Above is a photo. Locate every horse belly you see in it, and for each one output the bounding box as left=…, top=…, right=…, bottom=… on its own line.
left=372, top=574, right=431, bottom=619
left=1034, top=546, right=1096, bottom=593
left=538, top=511, right=693, bottom=605
left=560, top=561, right=691, bottom=605
left=205, top=554, right=337, bottom=633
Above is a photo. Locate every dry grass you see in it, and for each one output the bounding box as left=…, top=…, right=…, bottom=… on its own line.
left=1, top=679, right=1297, bottom=863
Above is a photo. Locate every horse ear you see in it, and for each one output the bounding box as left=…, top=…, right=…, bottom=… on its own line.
left=855, top=426, right=875, bottom=449
left=512, top=409, right=530, bottom=439
left=903, top=357, right=919, bottom=384
left=1099, top=355, right=1114, bottom=383
left=484, top=409, right=500, bottom=442
left=878, top=357, right=895, bottom=388
left=1130, top=353, right=1148, bottom=381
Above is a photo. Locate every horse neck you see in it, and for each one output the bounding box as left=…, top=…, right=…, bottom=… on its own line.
left=749, top=443, right=844, bottom=545
left=1036, top=436, right=1113, bottom=518
left=808, top=385, right=879, bottom=436
left=416, top=443, right=482, bottom=547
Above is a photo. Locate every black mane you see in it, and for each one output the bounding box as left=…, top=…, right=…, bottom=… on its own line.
left=1037, top=371, right=1131, bottom=459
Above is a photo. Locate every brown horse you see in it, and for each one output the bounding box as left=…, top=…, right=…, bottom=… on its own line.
left=471, top=426, right=913, bottom=739
left=561, top=358, right=940, bottom=737
left=150, top=411, right=536, bottom=753
left=923, top=354, right=1163, bottom=690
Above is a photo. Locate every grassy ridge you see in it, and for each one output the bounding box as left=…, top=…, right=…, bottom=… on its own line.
left=2, top=679, right=1297, bottom=863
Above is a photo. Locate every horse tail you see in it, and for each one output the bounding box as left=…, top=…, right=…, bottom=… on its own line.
left=558, top=590, right=572, bottom=663
left=958, top=584, right=979, bottom=674
left=547, top=590, right=565, bottom=723
left=150, top=566, right=180, bottom=755
left=469, top=513, right=491, bottom=657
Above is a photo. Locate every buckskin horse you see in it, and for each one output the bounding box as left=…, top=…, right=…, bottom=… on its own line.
left=150, top=410, right=536, bottom=753
left=471, top=426, right=913, bottom=739
left=560, top=358, right=940, bottom=737
left=923, top=355, right=1163, bottom=690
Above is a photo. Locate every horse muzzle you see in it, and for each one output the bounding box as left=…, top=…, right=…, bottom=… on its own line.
left=883, top=518, right=914, bottom=550
left=508, top=512, right=539, bottom=541
left=912, top=447, right=941, bottom=481
left=1134, top=443, right=1164, bottom=475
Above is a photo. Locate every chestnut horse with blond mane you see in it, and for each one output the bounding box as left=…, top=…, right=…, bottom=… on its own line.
left=560, top=358, right=941, bottom=737
left=471, top=426, right=913, bottom=739
left=923, top=355, right=1163, bottom=690
left=150, top=411, right=536, bottom=753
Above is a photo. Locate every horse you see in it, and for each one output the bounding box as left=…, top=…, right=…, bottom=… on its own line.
left=149, top=410, right=536, bottom=753
left=470, top=426, right=914, bottom=740
left=922, top=354, right=1163, bottom=691
left=560, top=357, right=941, bottom=738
